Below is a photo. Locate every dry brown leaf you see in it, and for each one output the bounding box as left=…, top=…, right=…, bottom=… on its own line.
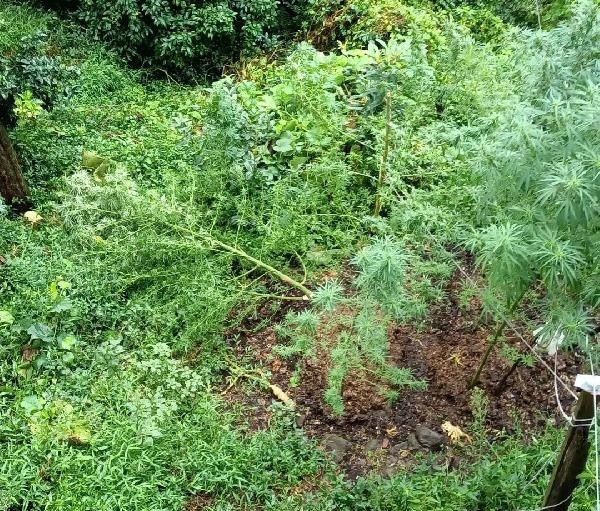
left=269, top=384, right=295, bottom=409
left=441, top=421, right=472, bottom=444
left=271, top=358, right=282, bottom=373
left=447, top=352, right=463, bottom=367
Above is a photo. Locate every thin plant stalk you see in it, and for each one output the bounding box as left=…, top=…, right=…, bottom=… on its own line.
left=493, top=359, right=522, bottom=396
left=373, top=91, right=392, bottom=217
left=468, top=287, right=529, bottom=389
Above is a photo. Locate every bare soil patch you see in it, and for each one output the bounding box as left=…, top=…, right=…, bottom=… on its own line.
left=222, top=271, right=582, bottom=479
left=184, top=492, right=214, bottom=511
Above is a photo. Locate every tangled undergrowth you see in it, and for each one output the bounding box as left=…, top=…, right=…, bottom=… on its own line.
left=1, top=0, right=599, bottom=509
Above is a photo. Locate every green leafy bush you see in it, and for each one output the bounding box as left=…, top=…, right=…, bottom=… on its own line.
left=5, top=2, right=599, bottom=509
left=466, top=0, right=600, bottom=366
left=432, top=0, right=572, bottom=27
left=42, top=0, right=303, bottom=76
left=303, top=0, right=447, bottom=50
left=275, top=236, right=451, bottom=416
left=0, top=29, right=79, bottom=125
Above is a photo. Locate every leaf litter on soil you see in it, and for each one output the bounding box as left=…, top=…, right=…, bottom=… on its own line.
left=222, top=270, right=582, bottom=479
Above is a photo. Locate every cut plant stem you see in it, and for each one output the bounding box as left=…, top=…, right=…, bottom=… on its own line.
left=222, top=356, right=295, bottom=408
left=83, top=207, right=314, bottom=299
left=493, top=359, right=522, bottom=396
left=207, top=236, right=313, bottom=299
left=373, top=91, right=392, bottom=218
left=469, top=319, right=508, bottom=389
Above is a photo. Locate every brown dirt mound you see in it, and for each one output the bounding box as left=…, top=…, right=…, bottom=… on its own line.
left=222, top=271, right=582, bottom=479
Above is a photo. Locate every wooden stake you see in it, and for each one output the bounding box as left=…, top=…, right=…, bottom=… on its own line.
left=542, top=390, right=595, bottom=510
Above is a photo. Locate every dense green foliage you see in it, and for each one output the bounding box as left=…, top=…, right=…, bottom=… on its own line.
left=432, top=0, right=572, bottom=26
left=468, top=0, right=600, bottom=352
left=31, top=0, right=572, bottom=77
left=0, top=6, right=78, bottom=125
left=36, top=0, right=304, bottom=76
left=1, top=0, right=599, bottom=509
left=303, top=0, right=572, bottom=50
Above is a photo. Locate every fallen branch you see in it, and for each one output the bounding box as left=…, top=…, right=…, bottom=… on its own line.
left=164, top=222, right=313, bottom=299
left=77, top=204, right=314, bottom=299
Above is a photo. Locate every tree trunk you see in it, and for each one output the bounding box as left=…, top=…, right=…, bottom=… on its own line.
left=0, top=124, right=28, bottom=206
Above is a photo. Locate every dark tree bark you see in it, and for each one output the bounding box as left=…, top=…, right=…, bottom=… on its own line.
left=0, top=124, right=28, bottom=206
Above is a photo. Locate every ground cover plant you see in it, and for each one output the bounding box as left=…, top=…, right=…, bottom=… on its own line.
left=1, top=0, right=599, bottom=509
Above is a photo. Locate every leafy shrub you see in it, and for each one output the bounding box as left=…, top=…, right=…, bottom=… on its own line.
left=432, top=0, right=572, bottom=27
left=466, top=0, right=600, bottom=354
left=301, top=0, right=567, bottom=51
left=39, top=0, right=304, bottom=77
left=449, top=6, right=508, bottom=42
left=275, top=236, right=451, bottom=416
left=0, top=29, right=79, bottom=126
left=303, top=0, right=447, bottom=50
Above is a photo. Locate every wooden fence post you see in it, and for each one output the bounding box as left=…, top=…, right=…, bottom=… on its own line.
left=543, top=375, right=599, bottom=510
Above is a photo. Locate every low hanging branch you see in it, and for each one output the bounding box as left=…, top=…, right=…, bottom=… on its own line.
left=71, top=191, right=313, bottom=299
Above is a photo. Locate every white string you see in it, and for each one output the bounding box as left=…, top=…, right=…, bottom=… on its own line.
left=554, top=350, right=576, bottom=426
left=518, top=493, right=577, bottom=511
left=594, top=391, right=599, bottom=511
left=521, top=453, right=556, bottom=492
left=551, top=352, right=589, bottom=428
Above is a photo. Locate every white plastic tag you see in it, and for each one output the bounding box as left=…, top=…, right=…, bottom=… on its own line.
left=574, top=374, right=600, bottom=395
